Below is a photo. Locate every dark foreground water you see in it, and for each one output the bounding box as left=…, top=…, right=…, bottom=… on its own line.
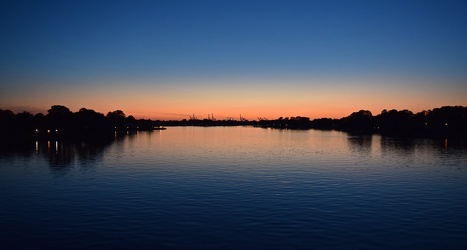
left=1, top=127, right=467, bottom=249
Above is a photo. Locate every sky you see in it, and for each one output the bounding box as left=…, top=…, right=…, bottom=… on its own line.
left=1, top=0, right=467, bottom=120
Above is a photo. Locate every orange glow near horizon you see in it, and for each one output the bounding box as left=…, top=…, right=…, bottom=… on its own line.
left=2, top=76, right=466, bottom=121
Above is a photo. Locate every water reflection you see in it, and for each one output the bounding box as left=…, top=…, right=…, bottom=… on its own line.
left=347, top=135, right=373, bottom=156
left=1, top=128, right=467, bottom=249
left=379, top=136, right=417, bottom=157
left=38, top=140, right=76, bottom=167
left=1, top=130, right=466, bottom=171
left=0, top=132, right=139, bottom=169
left=347, top=134, right=467, bottom=170
left=378, top=136, right=467, bottom=156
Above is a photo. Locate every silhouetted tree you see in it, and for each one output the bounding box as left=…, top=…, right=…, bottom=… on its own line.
left=426, top=106, right=467, bottom=135
left=16, top=111, right=35, bottom=133
left=45, top=105, right=73, bottom=130
left=375, top=109, right=414, bottom=135
left=0, top=109, right=15, bottom=132
left=74, top=108, right=108, bottom=133
left=106, top=110, right=126, bottom=129
left=106, top=110, right=126, bottom=119
left=341, top=110, right=374, bottom=133
left=310, top=118, right=337, bottom=130
left=47, top=105, right=72, bottom=117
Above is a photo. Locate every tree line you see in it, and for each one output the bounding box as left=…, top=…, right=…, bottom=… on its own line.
left=258, top=106, right=467, bottom=137
left=1, top=105, right=466, bottom=138
left=0, top=105, right=155, bottom=139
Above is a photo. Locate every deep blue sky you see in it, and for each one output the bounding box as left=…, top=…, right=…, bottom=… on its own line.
left=1, top=0, right=467, bottom=119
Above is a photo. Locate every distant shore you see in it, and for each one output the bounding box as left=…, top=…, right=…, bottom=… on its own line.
left=1, top=105, right=466, bottom=139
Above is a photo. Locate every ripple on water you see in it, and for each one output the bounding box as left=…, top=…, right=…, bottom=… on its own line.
left=1, top=128, right=466, bottom=249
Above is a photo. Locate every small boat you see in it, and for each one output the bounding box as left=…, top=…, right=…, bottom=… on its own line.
left=153, top=126, right=167, bottom=130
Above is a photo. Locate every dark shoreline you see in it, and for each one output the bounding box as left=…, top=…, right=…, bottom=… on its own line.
left=1, top=105, right=466, bottom=140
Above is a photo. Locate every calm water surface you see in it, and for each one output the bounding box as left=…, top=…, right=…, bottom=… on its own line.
left=1, top=127, right=467, bottom=249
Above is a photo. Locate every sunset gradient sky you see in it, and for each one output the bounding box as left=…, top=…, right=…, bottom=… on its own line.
left=1, top=0, right=467, bottom=120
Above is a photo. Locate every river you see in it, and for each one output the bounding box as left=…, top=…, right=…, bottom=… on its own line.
left=1, top=127, right=466, bottom=249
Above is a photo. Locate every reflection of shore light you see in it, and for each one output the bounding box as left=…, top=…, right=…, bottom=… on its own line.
left=56, top=141, right=58, bottom=154
left=445, top=138, right=448, bottom=149
left=47, top=141, right=50, bottom=150
left=35, top=141, right=39, bottom=152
